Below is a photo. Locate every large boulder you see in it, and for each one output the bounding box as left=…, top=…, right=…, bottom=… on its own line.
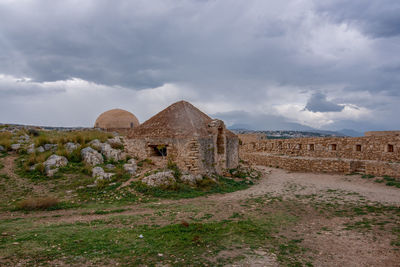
left=123, top=159, right=137, bottom=175
left=181, top=174, right=203, bottom=186
left=65, top=142, right=80, bottom=153
left=44, top=154, right=68, bottom=177
left=81, top=147, right=104, bottom=166
left=142, top=171, right=176, bottom=187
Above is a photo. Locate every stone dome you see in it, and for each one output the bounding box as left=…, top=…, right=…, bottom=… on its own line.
left=94, top=109, right=140, bottom=130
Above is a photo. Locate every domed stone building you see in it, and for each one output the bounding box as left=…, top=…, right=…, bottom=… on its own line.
left=94, top=109, right=140, bottom=133
left=125, top=101, right=239, bottom=175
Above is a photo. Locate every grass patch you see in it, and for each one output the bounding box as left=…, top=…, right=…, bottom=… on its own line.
left=131, top=176, right=252, bottom=199
left=0, top=214, right=302, bottom=266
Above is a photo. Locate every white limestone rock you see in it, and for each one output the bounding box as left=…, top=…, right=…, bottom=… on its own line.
left=101, top=143, right=125, bottom=161
left=44, top=143, right=58, bottom=151
left=27, top=144, right=35, bottom=154
left=81, top=147, right=104, bottom=166
left=142, top=171, right=176, bottom=187
left=11, top=144, right=21, bottom=151
left=123, top=159, right=137, bottom=175
left=36, top=146, right=45, bottom=153
left=92, top=166, right=114, bottom=183
left=107, top=137, right=123, bottom=147
left=44, top=154, right=68, bottom=177
left=89, top=139, right=102, bottom=150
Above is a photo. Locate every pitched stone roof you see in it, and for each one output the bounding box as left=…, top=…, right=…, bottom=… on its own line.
left=128, top=101, right=235, bottom=139
left=95, top=109, right=140, bottom=130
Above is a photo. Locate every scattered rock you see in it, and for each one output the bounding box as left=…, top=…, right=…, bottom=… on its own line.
left=101, top=143, right=125, bottom=161
left=92, top=166, right=114, bottom=183
left=65, top=142, right=80, bottom=153
left=142, top=171, right=176, bottom=187
left=107, top=136, right=123, bottom=146
left=44, top=143, right=58, bottom=151
left=27, top=144, right=35, bottom=154
left=123, top=159, right=137, bottom=175
left=181, top=174, right=203, bottom=186
left=11, top=143, right=21, bottom=151
left=81, top=147, right=104, bottom=166
left=36, top=146, right=45, bottom=153
left=29, top=164, right=38, bottom=171
left=105, top=164, right=116, bottom=170
left=89, top=139, right=102, bottom=150
left=44, top=154, right=68, bottom=177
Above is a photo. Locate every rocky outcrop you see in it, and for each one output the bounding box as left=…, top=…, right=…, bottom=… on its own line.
left=180, top=174, right=203, bottom=186
left=123, top=159, right=137, bottom=175
left=142, top=171, right=176, bottom=187
left=81, top=147, right=104, bottom=166
left=44, top=154, right=68, bottom=177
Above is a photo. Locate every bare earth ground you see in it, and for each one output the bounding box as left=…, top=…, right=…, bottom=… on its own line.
left=0, top=154, right=399, bottom=266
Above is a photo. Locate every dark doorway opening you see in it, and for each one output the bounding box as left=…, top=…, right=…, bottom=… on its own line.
left=388, top=144, right=394, bottom=153
left=149, top=145, right=167, bottom=157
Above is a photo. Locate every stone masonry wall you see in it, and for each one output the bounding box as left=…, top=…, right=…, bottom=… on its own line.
left=239, top=134, right=400, bottom=178
left=240, top=136, right=400, bottom=162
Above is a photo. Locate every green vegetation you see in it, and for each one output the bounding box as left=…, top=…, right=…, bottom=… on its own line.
left=0, top=213, right=304, bottom=266
left=131, top=176, right=252, bottom=199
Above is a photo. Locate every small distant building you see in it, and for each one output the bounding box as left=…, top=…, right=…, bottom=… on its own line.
left=94, top=109, right=140, bottom=133
left=125, top=101, right=239, bottom=175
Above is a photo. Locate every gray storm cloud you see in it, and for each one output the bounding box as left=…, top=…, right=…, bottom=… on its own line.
left=0, top=0, right=399, bottom=131
left=305, top=92, right=344, bottom=113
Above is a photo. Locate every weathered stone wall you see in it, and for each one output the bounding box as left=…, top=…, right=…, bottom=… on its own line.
left=239, top=134, right=400, bottom=177
left=226, top=136, right=239, bottom=170
left=240, top=136, right=400, bottom=161
left=365, top=131, right=400, bottom=137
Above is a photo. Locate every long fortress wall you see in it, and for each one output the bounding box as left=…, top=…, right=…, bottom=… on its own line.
left=239, top=132, right=400, bottom=177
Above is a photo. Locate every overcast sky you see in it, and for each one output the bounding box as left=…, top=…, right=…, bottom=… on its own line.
left=0, top=0, right=399, bottom=132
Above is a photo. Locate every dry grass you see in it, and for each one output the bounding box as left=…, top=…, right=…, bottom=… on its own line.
left=33, top=130, right=113, bottom=147
left=0, top=132, right=12, bottom=150
left=16, top=197, right=60, bottom=210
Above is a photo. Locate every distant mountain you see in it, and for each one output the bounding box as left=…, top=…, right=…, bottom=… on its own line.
left=337, top=129, right=363, bottom=137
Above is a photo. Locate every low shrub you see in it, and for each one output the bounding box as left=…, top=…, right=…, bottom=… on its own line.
left=16, top=197, right=60, bottom=211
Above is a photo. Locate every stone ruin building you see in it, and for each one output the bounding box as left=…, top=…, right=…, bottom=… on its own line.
left=94, top=108, right=140, bottom=133
left=125, top=101, right=239, bottom=175
left=240, top=131, right=400, bottom=178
